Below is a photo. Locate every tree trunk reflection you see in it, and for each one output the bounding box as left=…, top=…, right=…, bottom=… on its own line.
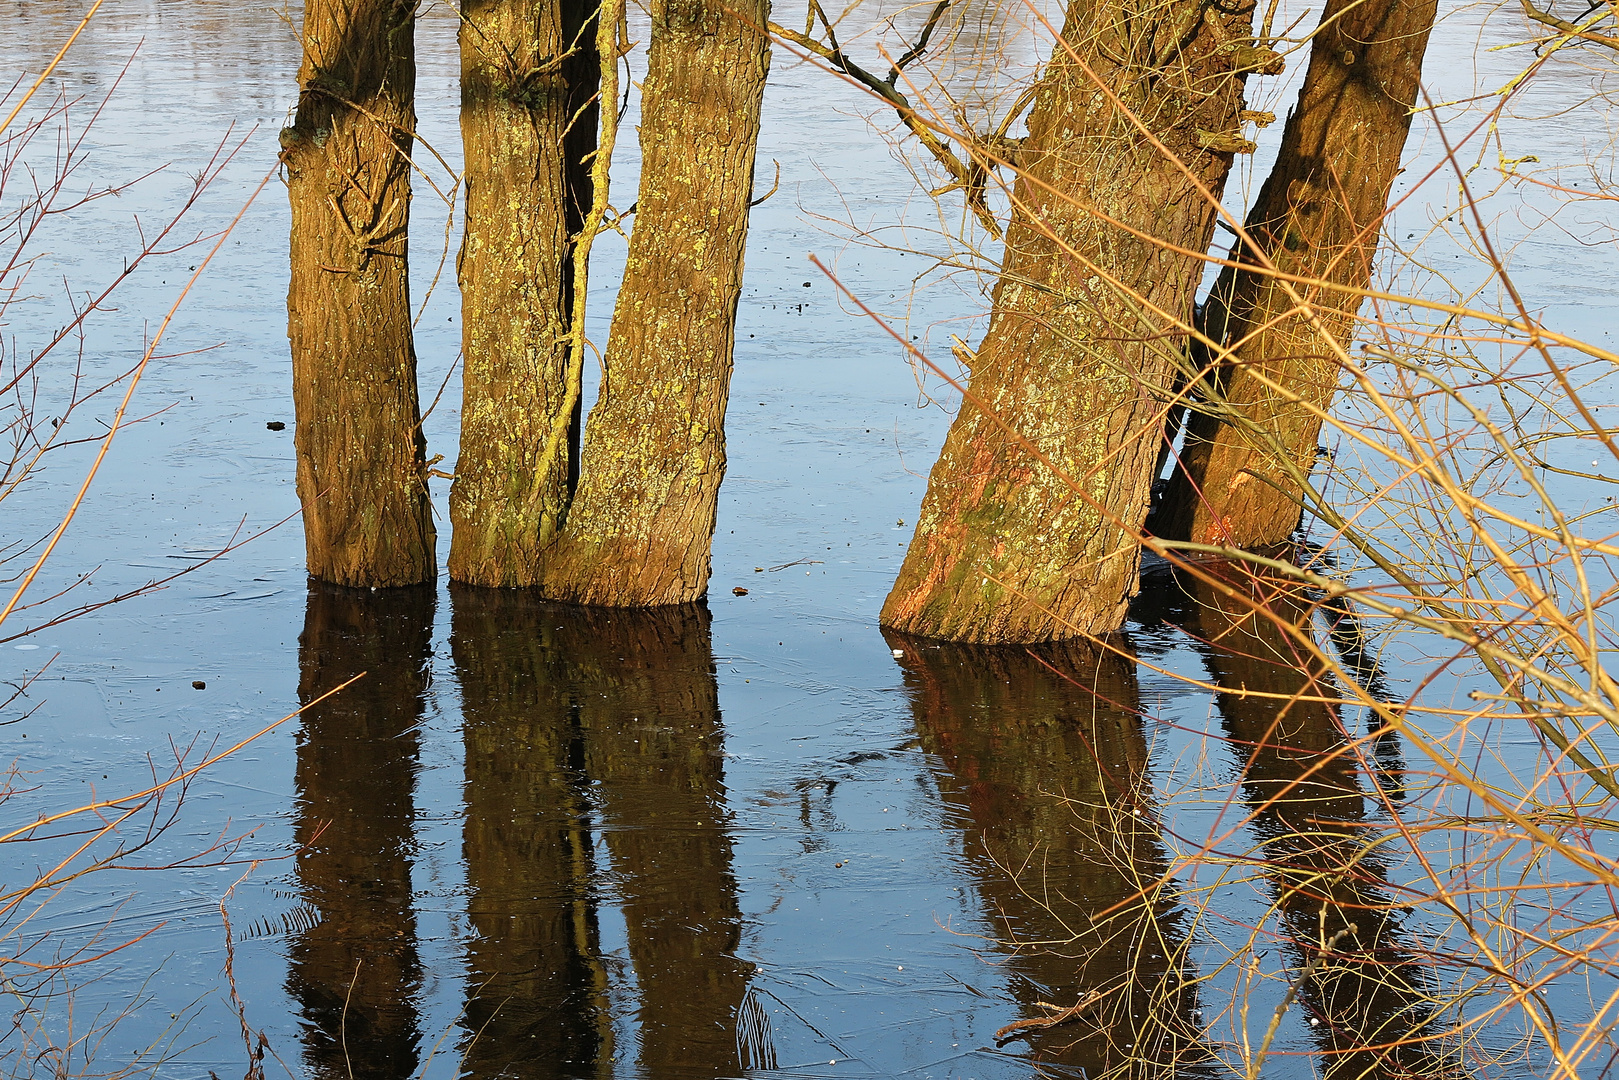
left=288, top=583, right=433, bottom=1080
left=451, top=590, right=751, bottom=1078
left=888, top=632, right=1208, bottom=1078
left=1182, top=565, right=1445, bottom=1078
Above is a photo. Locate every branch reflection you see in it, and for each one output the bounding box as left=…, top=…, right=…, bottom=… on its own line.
left=888, top=631, right=1209, bottom=1079
left=450, top=589, right=753, bottom=1078
left=288, top=582, right=432, bottom=1080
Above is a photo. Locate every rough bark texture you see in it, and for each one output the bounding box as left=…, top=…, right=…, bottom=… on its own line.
left=881, top=1, right=1269, bottom=643
left=451, top=590, right=750, bottom=1076
left=888, top=633, right=1205, bottom=1076
left=1175, top=565, right=1444, bottom=1077
left=283, top=0, right=435, bottom=587
left=535, top=0, right=770, bottom=605
left=288, top=583, right=432, bottom=1080
left=448, top=0, right=598, bottom=585
left=1157, top=0, right=1437, bottom=547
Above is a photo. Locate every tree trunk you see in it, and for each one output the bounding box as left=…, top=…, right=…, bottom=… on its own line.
left=881, top=2, right=1273, bottom=643
left=535, top=0, right=770, bottom=606
left=283, top=0, right=435, bottom=587
left=448, top=0, right=599, bottom=586
left=1156, top=0, right=1437, bottom=547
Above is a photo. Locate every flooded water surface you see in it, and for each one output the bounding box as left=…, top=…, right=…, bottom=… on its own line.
left=0, top=2, right=1615, bottom=1078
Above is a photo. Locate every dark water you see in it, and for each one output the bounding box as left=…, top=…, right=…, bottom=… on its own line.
left=252, top=569, right=1456, bottom=1079
left=0, top=1, right=1613, bottom=1078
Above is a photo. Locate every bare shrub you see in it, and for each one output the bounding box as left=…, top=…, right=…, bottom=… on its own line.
left=782, top=0, right=1619, bottom=1072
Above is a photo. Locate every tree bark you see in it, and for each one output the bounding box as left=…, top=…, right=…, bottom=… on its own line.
left=448, top=0, right=599, bottom=586
left=881, top=2, right=1273, bottom=643
left=535, top=0, right=770, bottom=606
left=1156, top=0, right=1437, bottom=547
left=283, top=0, right=435, bottom=587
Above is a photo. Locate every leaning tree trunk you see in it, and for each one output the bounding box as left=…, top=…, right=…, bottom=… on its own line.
left=535, top=0, right=771, bottom=606
left=448, top=0, right=599, bottom=586
left=880, top=3, right=1277, bottom=644
left=1156, top=0, right=1437, bottom=548
left=283, top=0, right=435, bottom=587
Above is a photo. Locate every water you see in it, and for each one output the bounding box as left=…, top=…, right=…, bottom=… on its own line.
left=0, top=1, right=1613, bottom=1078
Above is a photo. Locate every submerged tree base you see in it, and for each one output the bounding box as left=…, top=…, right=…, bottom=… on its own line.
left=284, top=0, right=435, bottom=588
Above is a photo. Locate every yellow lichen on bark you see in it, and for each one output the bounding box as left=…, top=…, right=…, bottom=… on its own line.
left=881, top=0, right=1269, bottom=642
left=448, top=0, right=600, bottom=586
left=536, top=0, right=772, bottom=606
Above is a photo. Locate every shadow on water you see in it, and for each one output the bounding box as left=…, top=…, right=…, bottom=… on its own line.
left=886, top=630, right=1213, bottom=1080
left=288, top=582, right=432, bottom=1080
left=449, top=588, right=755, bottom=1078
left=1140, top=564, right=1450, bottom=1080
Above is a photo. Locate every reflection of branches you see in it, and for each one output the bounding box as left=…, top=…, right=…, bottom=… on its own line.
left=0, top=509, right=296, bottom=647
